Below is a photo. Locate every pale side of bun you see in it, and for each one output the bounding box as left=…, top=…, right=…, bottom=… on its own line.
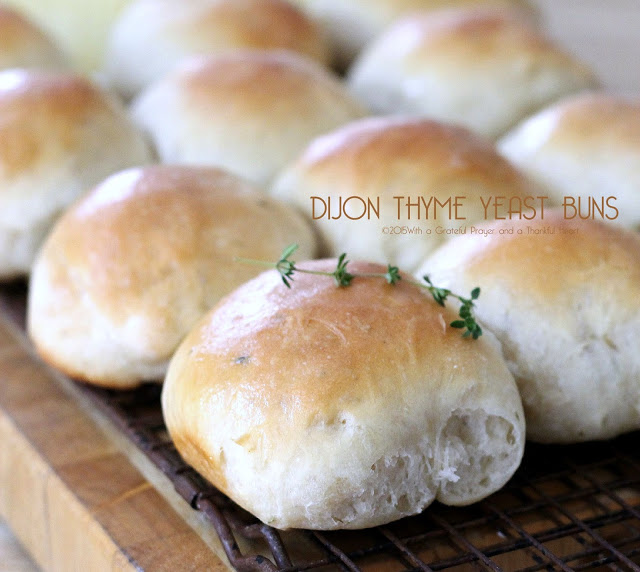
left=499, top=93, right=640, bottom=229
left=0, top=6, right=68, bottom=70
left=417, top=211, right=640, bottom=443
left=0, top=69, right=153, bottom=279
left=162, top=260, right=525, bottom=530
left=132, top=51, right=367, bottom=186
left=104, top=0, right=331, bottom=98
left=347, top=8, right=598, bottom=139
left=28, top=165, right=318, bottom=388
left=271, top=117, right=540, bottom=272
left=289, top=0, right=535, bottom=69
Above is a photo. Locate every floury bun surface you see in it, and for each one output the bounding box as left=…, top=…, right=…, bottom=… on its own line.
left=132, top=51, right=367, bottom=186
left=271, top=116, right=541, bottom=273
left=0, top=6, right=68, bottom=71
left=499, top=93, right=640, bottom=229
left=417, top=211, right=640, bottom=443
left=162, top=261, right=525, bottom=530
left=288, top=0, right=535, bottom=69
left=347, top=8, right=598, bottom=139
left=0, top=69, right=152, bottom=279
left=28, top=165, right=318, bottom=388
left=104, top=0, right=331, bottom=98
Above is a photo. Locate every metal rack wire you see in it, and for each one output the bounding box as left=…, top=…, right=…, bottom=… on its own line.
left=5, top=282, right=640, bottom=571
left=73, top=381, right=640, bottom=572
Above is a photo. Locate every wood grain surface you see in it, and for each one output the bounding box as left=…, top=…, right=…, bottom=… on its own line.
left=0, top=314, right=229, bottom=571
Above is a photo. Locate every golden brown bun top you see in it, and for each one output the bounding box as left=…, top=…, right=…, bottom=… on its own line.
left=173, top=51, right=362, bottom=119
left=443, top=211, right=640, bottom=304
left=168, top=260, right=510, bottom=453
left=105, top=0, right=331, bottom=97
left=289, top=0, right=535, bottom=67
left=395, top=8, right=591, bottom=75
left=164, top=0, right=328, bottom=62
left=0, top=69, right=129, bottom=178
left=511, top=93, right=640, bottom=151
left=0, top=6, right=66, bottom=70
left=281, top=116, right=536, bottom=196
left=290, top=0, right=533, bottom=15
left=42, top=165, right=317, bottom=327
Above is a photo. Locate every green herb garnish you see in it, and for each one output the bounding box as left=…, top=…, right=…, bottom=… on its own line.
left=236, top=244, right=483, bottom=339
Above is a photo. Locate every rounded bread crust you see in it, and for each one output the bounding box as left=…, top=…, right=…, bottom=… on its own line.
left=347, top=8, right=597, bottom=138
left=0, top=6, right=67, bottom=71
left=27, top=165, right=317, bottom=387
left=499, top=93, right=640, bottom=229
left=162, top=260, right=525, bottom=529
left=104, top=0, right=331, bottom=97
left=418, top=211, right=640, bottom=442
left=288, top=0, right=535, bottom=68
left=0, top=69, right=153, bottom=278
left=131, top=51, right=367, bottom=185
left=271, top=116, right=540, bottom=272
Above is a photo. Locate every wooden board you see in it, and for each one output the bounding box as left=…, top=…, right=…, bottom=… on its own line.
left=0, top=308, right=229, bottom=571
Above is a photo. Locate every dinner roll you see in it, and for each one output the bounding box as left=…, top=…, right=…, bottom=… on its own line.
left=104, top=0, right=330, bottom=98
left=0, top=69, right=152, bottom=279
left=28, top=165, right=317, bottom=388
left=271, top=117, right=540, bottom=272
left=347, top=8, right=598, bottom=139
left=162, top=260, right=525, bottom=530
left=289, top=0, right=535, bottom=69
left=499, top=93, right=640, bottom=229
left=417, top=211, right=640, bottom=443
left=132, top=51, right=367, bottom=186
left=0, top=5, right=67, bottom=70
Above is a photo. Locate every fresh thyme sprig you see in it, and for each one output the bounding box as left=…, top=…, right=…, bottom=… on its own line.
left=236, top=244, right=483, bottom=339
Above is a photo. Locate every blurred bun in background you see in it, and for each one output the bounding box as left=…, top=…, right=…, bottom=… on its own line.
left=2, top=0, right=134, bottom=72
left=0, top=69, right=153, bottom=279
left=104, top=0, right=331, bottom=98
left=499, top=93, right=640, bottom=229
left=348, top=8, right=597, bottom=139
left=271, top=117, right=541, bottom=272
left=0, top=5, right=68, bottom=71
left=132, top=51, right=367, bottom=186
left=289, top=0, right=536, bottom=69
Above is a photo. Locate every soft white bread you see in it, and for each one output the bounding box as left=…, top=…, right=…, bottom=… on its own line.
left=162, top=260, right=525, bottom=530
left=0, top=69, right=153, bottom=279
left=271, top=117, right=540, bottom=272
left=289, top=0, right=535, bottom=69
left=347, top=8, right=598, bottom=139
left=104, top=0, right=331, bottom=98
left=417, top=211, right=640, bottom=443
left=27, top=165, right=318, bottom=389
left=132, top=51, right=367, bottom=186
left=499, top=93, right=640, bottom=229
left=0, top=5, right=67, bottom=70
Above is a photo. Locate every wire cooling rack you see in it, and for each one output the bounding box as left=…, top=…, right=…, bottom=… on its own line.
left=75, top=383, right=640, bottom=572
left=3, top=282, right=640, bottom=571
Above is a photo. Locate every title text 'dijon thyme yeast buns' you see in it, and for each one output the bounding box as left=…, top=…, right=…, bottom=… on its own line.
left=271, top=116, right=541, bottom=272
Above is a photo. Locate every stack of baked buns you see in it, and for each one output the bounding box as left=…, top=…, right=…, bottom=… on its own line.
left=1, top=0, right=636, bottom=533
